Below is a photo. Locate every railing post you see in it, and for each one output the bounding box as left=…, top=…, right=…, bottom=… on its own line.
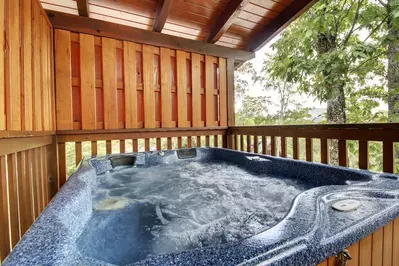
left=47, top=135, right=59, bottom=198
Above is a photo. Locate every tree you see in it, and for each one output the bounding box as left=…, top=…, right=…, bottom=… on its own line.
left=266, top=0, right=386, bottom=164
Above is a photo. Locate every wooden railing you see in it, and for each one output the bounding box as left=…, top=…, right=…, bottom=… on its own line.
left=56, top=127, right=228, bottom=186
left=228, top=124, right=399, bottom=266
left=228, top=124, right=399, bottom=173
left=0, top=133, right=57, bottom=262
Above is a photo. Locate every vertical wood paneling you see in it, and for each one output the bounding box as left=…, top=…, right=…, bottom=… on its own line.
left=393, top=219, right=399, bottom=265
left=219, top=58, right=227, bottom=127
left=383, top=221, right=393, bottom=266
left=124, top=41, right=137, bottom=128
left=7, top=153, right=20, bottom=247
left=347, top=242, right=359, bottom=266
left=383, top=141, right=394, bottom=173
left=41, top=16, right=50, bottom=131
left=226, top=58, right=235, bottom=126
left=160, top=48, right=172, bottom=127
left=6, top=0, right=21, bottom=130
left=0, top=156, right=10, bottom=260
left=55, top=30, right=73, bottom=130
left=22, top=0, right=32, bottom=130
left=0, top=0, right=4, bottom=130
left=205, top=56, right=215, bottom=127
left=176, top=51, right=187, bottom=127
left=359, top=235, right=372, bottom=266
left=32, top=1, right=43, bottom=130
left=80, top=34, right=96, bottom=130
left=192, top=53, right=202, bottom=127
left=372, top=227, right=384, bottom=266
left=143, top=45, right=155, bottom=128
left=102, top=38, right=118, bottom=129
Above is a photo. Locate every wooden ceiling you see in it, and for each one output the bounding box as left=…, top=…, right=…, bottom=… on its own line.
left=41, top=0, right=316, bottom=52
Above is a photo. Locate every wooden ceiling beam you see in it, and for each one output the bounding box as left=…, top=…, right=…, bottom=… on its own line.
left=248, top=0, right=317, bottom=52
left=206, top=0, right=250, bottom=43
left=45, top=10, right=255, bottom=61
left=76, top=0, right=89, bottom=17
left=152, top=0, right=173, bottom=32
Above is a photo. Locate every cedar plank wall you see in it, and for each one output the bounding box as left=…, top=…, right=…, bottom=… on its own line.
left=54, top=30, right=228, bottom=131
left=0, top=0, right=55, bottom=263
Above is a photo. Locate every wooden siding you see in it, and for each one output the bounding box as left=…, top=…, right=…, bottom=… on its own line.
left=0, top=135, right=54, bottom=262
left=54, top=30, right=228, bottom=131
left=0, top=0, right=54, bottom=131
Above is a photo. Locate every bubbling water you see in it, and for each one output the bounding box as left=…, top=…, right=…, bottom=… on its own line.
left=92, top=161, right=312, bottom=256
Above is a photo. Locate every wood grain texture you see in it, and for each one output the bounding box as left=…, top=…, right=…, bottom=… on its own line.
left=7, top=153, right=20, bottom=247
left=124, top=41, right=138, bottom=128
left=153, top=0, right=173, bottom=32
left=227, top=59, right=235, bottom=126
left=0, top=155, right=10, bottom=261
left=22, top=0, right=33, bottom=131
left=219, top=58, right=227, bottom=127
left=58, top=142, right=67, bottom=188
left=176, top=50, right=187, bottom=127
left=32, top=1, right=43, bottom=130
left=80, top=34, right=96, bottom=129
left=6, top=0, right=21, bottom=130
left=161, top=48, right=172, bottom=127
left=0, top=0, right=4, bottom=130
left=191, top=53, right=202, bottom=127
left=143, top=45, right=155, bottom=128
left=102, top=38, right=118, bottom=129
left=55, top=30, right=73, bottom=130
left=205, top=56, right=215, bottom=127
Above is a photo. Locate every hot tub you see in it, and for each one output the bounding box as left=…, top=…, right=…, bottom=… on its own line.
left=4, top=148, right=399, bottom=266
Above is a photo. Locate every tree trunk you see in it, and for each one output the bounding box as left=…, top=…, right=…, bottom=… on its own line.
left=387, top=0, right=399, bottom=122
left=316, top=32, right=347, bottom=165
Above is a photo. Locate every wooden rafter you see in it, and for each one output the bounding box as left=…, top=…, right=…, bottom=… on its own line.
left=206, top=0, right=250, bottom=43
left=248, top=0, right=317, bottom=52
left=76, top=0, right=89, bottom=17
left=46, top=10, right=255, bottom=61
left=153, top=0, right=173, bottom=32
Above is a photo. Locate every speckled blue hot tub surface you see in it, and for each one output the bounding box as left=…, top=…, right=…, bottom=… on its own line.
left=4, top=148, right=399, bottom=266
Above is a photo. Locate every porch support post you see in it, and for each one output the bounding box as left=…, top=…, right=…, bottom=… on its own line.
left=227, top=58, right=235, bottom=149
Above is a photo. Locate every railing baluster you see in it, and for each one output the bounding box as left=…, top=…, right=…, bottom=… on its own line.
left=222, top=134, right=227, bottom=148
left=271, top=136, right=276, bottom=156
left=338, top=140, right=347, bottom=167
left=234, top=135, right=239, bottom=150
left=293, top=137, right=299, bottom=160
left=205, top=136, right=210, bottom=147
left=320, top=139, right=328, bottom=164
left=383, top=141, right=394, bottom=173
left=359, top=140, right=368, bottom=170
left=145, top=138, right=150, bottom=151
left=120, top=140, right=125, bottom=153
left=281, top=137, right=286, bottom=157
left=246, top=135, right=251, bottom=152
left=252, top=136, right=258, bottom=153
left=306, top=138, right=313, bottom=162
left=177, top=137, right=182, bottom=149
left=58, top=143, right=66, bottom=188
left=213, top=135, right=218, bottom=147
left=240, top=135, right=244, bottom=151
left=106, top=140, right=112, bottom=154
left=0, top=155, right=11, bottom=260
left=75, top=142, right=82, bottom=165
left=132, top=139, right=138, bottom=152
left=187, top=137, right=192, bottom=148
left=196, top=136, right=201, bottom=147
left=167, top=137, right=172, bottom=150
left=91, top=141, right=97, bottom=156
left=156, top=138, right=161, bottom=150
left=262, top=136, right=267, bottom=155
